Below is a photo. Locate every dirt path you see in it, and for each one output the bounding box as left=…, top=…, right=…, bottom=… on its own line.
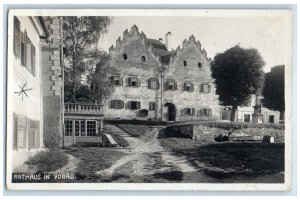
left=51, top=154, right=80, bottom=174
left=97, top=125, right=213, bottom=182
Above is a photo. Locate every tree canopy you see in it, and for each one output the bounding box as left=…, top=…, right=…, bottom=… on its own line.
left=62, top=16, right=113, bottom=102
left=262, top=65, right=285, bottom=117
left=211, top=45, right=265, bottom=122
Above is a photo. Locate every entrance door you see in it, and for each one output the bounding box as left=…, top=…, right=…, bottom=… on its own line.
left=163, top=103, right=176, bottom=121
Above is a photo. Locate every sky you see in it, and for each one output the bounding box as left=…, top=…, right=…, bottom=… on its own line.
left=98, top=14, right=292, bottom=72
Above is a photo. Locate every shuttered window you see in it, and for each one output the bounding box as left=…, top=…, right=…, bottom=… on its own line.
left=13, top=114, right=41, bottom=149
left=110, top=76, right=123, bottom=86
left=127, top=101, right=141, bottom=110
left=201, top=84, right=211, bottom=93
left=18, top=29, right=36, bottom=76
left=199, top=108, right=212, bottom=116
left=16, top=115, right=27, bottom=149
left=165, top=80, right=177, bottom=91
left=184, top=83, right=194, bottom=92
left=13, top=17, right=21, bottom=57
left=148, top=78, right=159, bottom=90
left=181, top=108, right=195, bottom=116
left=128, top=77, right=139, bottom=87
left=28, top=120, right=40, bottom=149
left=110, top=100, right=124, bottom=109
left=149, top=102, right=156, bottom=111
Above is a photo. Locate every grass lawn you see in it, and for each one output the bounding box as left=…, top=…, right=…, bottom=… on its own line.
left=25, top=149, right=68, bottom=173
left=161, top=138, right=284, bottom=182
left=66, top=147, right=126, bottom=182
left=116, top=124, right=149, bottom=137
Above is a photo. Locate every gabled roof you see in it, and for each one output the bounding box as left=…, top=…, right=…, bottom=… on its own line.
left=146, top=38, right=176, bottom=64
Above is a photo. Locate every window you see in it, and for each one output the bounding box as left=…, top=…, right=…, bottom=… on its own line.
left=80, top=121, right=85, bottom=136
left=201, top=84, right=211, bottom=93
left=184, top=83, right=194, bottom=92
left=110, top=100, right=124, bottom=109
left=165, top=80, right=177, bottom=91
left=244, top=114, right=251, bottom=122
left=110, top=76, right=123, bottom=86
left=21, top=42, right=26, bottom=66
left=87, top=121, right=96, bottom=136
left=28, top=120, right=40, bottom=149
left=183, top=60, right=187, bottom=66
left=182, top=108, right=195, bottom=116
left=14, top=114, right=27, bottom=149
left=75, top=120, right=80, bottom=136
left=19, top=30, right=36, bottom=76
left=128, top=77, right=139, bottom=87
left=149, top=102, right=156, bottom=111
left=13, top=114, right=40, bottom=149
left=268, top=115, right=275, bottom=123
left=123, top=53, right=128, bottom=60
left=148, top=78, right=159, bottom=90
left=14, top=17, right=21, bottom=57
left=199, top=108, right=212, bottom=117
left=141, top=56, right=146, bottom=62
left=198, top=62, right=202, bottom=68
left=127, top=101, right=141, bottom=110
left=64, top=120, right=73, bottom=136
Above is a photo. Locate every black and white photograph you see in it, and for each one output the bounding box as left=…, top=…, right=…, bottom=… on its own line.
left=5, top=9, right=293, bottom=191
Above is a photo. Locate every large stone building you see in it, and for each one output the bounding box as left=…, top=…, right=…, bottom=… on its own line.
left=104, top=25, right=221, bottom=121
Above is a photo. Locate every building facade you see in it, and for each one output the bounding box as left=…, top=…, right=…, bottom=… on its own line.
left=8, top=16, right=64, bottom=169
left=8, top=16, right=46, bottom=169
left=104, top=25, right=221, bottom=121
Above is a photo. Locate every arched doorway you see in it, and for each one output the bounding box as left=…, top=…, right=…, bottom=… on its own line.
left=163, top=103, right=176, bottom=121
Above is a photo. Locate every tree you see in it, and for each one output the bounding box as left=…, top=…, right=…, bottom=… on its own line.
left=262, top=65, right=285, bottom=119
left=62, top=16, right=112, bottom=102
left=211, top=45, right=265, bottom=122
left=89, top=52, right=116, bottom=104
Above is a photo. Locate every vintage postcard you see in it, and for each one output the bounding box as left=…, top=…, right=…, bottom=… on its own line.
left=6, top=9, right=293, bottom=191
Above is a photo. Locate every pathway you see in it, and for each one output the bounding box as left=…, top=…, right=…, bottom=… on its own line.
left=97, top=124, right=214, bottom=182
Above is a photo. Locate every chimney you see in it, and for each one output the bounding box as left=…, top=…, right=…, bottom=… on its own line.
left=159, top=38, right=163, bottom=42
left=165, top=31, right=172, bottom=50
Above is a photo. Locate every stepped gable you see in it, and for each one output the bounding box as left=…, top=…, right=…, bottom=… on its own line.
left=171, top=34, right=212, bottom=64
left=109, top=24, right=147, bottom=54
left=109, top=25, right=176, bottom=64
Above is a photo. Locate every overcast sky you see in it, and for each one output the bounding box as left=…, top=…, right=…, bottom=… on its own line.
left=98, top=15, right=291, bottom=72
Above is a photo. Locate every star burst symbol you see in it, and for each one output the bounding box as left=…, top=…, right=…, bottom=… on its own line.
left=14, top=82, right=33, bottom=101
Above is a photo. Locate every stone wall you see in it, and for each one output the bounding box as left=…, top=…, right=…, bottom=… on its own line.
left=41, top=17, right=62, bottom=147
left=165, top=124, right=215, bottom=143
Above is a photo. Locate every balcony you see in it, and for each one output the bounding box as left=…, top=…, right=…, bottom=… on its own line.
left=64, top=103, right=104, bottom=116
